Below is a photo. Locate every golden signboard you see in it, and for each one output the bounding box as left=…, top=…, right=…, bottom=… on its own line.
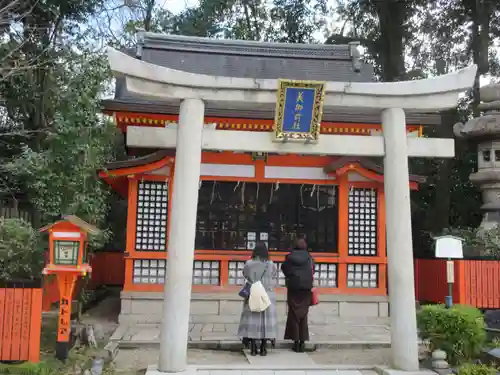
left=273, top=79, right=326, bottom=141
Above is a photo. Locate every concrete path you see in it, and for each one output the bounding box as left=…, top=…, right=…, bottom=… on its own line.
left=112, top=317, right=392, bottom=349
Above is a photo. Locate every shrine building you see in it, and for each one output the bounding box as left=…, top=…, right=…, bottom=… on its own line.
left=99, top=32, right=476, bottom=372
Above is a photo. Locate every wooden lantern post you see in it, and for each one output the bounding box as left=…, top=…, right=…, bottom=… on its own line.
left=40, top=215, right=100, bottom=361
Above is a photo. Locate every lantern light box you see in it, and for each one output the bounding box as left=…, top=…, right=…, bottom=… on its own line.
left=40, top=215, right=99, bottom=273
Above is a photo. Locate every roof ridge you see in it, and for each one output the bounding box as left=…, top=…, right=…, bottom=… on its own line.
left=141, top=31, right=354, bottom=50
left=139, top=32, right=357, bottom=61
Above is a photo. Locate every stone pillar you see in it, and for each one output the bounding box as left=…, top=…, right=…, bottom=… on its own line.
left=158, top=98, right=205, bottom=373
left=382, top=108, right=420, bottom=371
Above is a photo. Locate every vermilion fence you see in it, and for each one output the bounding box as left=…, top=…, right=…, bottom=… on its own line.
left=0, top=280, right=43, bottom=362
left=414, top=258, right=500, bottom=309
left=86, top=251, right=125, bottom=289
left=42, top=251, right=125, bottom=311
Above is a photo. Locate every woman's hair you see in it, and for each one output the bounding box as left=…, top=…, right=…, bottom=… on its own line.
left=252, top=241, right=269, bottom=260
left=295, top=238, right=308, bottom=250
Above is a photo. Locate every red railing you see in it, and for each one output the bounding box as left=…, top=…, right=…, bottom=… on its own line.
left=414, top=259, right=500, bottom=309
left=42, top=251, right=125, bottom=311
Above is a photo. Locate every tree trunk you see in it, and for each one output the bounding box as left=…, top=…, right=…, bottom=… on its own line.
left=431, top=109, right=457, bottom=233
left=373, top=0, right=406, bottom=81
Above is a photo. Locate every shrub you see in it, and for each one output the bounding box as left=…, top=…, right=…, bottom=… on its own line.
left=458, top=363, right=498, bottom=375
left=417, top=304, right=486, bottom=364
left=0, top=360, right=59, bottom=374
left=0, top=218, right=44, bottom=281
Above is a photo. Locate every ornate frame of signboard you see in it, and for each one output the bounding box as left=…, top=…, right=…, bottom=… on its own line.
left=273, top=79, right=326, bottom=142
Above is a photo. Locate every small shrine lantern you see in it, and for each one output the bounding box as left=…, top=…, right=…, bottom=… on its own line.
left=40, top=215, right=100, bottom=361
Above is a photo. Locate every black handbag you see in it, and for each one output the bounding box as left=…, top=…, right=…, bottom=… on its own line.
left=238, top=282, right=251, bottom=299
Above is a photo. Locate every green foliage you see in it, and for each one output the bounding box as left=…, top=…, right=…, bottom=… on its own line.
left=417, top=304, right=486, bottom=364
left=439, top=226, right=500, bottom=258
left=0, top=361, right=60, bottom=375
left=488, top=337, right=500, bottom=349
left=457, top=363, right=498, bottom=375
left=0, top=218, right=43, bottom=281
left=4, top=52, right=118, bottom=248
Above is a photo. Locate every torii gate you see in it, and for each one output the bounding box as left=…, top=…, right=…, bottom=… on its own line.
left=107, top=47, right=477, bottom=374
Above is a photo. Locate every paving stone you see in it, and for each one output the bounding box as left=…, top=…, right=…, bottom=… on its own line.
left=272, top=371, right=307, bottom=375
left=202, top=324, right=215, bottom=333
left=201, top=335, right=236, bottom=341
left=192, top=324, right=204, bottom=333
left=132, top=329, right=159, bottom=341
left=238, top=371, right=275, bottom=375
left=213, top=324, right=226, bottom=332
left=116, top=317, right=391, bottom=347
left=225, top=323, right=239, bottom=332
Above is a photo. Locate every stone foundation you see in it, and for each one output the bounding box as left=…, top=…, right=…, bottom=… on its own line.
left=119, top=291, right=389, bottom=325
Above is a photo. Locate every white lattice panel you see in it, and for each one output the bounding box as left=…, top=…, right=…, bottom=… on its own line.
left=135, top=181, right=168, bottom=251
left=347, top=263, right=378, bottom=288
left=313, top=263, right=337, bottom=287
left=133, top=259, right=166, bottom=284
left=348, top=187, right=377, bottom=256
left=192, top=261, right=220, bottom=285
left=228, top=261, right=246, bottom=285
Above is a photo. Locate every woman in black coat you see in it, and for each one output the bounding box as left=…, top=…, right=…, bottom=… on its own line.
left=281, top=238, right=314, bottom=353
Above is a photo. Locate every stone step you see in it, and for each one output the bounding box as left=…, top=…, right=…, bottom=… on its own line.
left=118, top=339, right=393, bottom=350
left=243, top=349, right=316, bottom=366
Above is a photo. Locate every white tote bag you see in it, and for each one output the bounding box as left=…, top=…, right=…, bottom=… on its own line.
left=248, top=280, right=271, bottom=312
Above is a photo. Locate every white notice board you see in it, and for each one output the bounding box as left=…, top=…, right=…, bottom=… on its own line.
left=435, top=235, right=464, bottom=259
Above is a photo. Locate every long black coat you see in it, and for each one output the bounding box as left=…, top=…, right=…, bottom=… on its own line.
left=281, top=249, right=314, bottom=341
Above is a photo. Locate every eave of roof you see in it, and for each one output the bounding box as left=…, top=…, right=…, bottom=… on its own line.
left=98, top=150, right=174, bottom=198
left=324, top=156, right=426, bottom=184
left=100, top=150, right=172, bottom=172
left=101, top=99, right=442, bottom=126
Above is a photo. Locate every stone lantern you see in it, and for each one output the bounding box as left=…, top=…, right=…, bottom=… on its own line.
left=454, top=83, right=500, bottom=231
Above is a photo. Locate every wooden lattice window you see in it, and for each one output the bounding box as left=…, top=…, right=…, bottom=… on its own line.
left=135, top=181, right=168, bottom=251
left=313, top=263, right=338, bottom=287
left=347, top=263, right=378, bottom=288
left=348, top=187, right=377, bottom=256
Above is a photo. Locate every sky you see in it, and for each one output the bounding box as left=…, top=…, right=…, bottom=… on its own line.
left=152, top=0, right=497, bottom=87
left=161, top=0, right=197, bottom=14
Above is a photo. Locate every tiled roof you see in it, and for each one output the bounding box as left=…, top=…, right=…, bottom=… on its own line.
left=134, top=32, right=374, bottom=82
